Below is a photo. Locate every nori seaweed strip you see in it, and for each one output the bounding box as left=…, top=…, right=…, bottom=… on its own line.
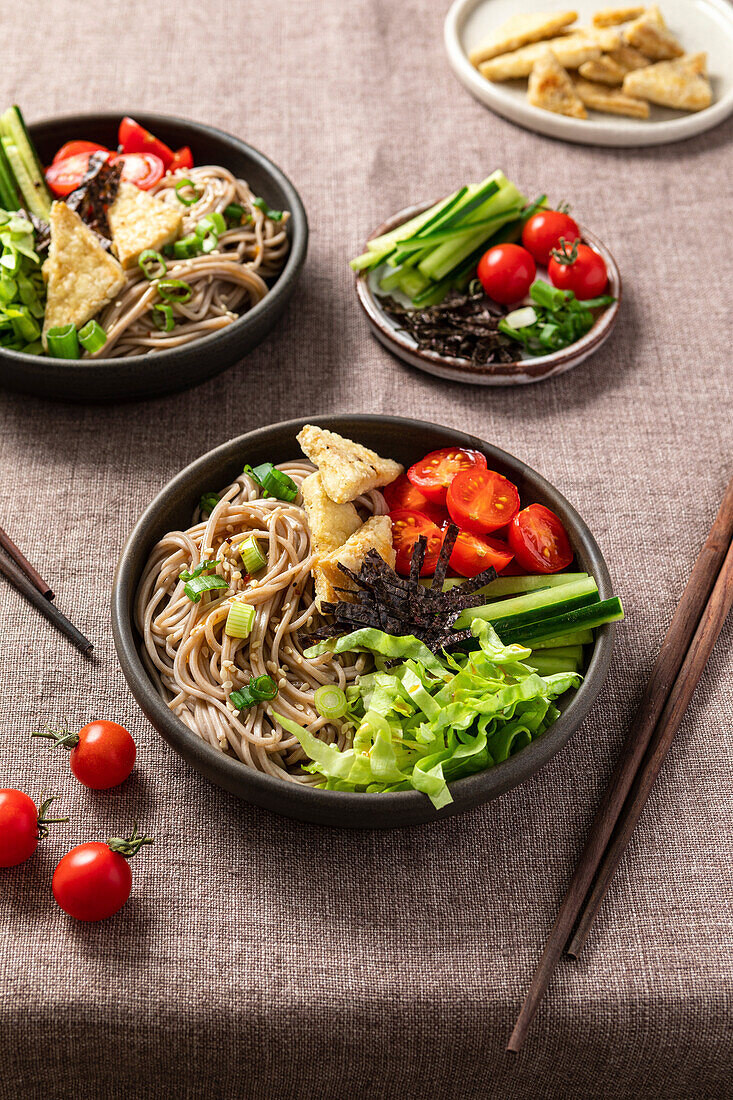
left=65, top=154, right=122, bottom=246
left=432, top=523, right=459, bottom=591
left=409, top=535, right=427, bottom=587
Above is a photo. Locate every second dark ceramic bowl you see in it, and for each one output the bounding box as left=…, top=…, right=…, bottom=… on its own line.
left=0, top=112, right=308, bottom=403
left=112, top=415, right=617, bottom=828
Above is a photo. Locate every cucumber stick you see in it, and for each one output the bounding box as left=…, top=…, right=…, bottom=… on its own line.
left=499, top=597, right=624, bottom=647
left=530, top=628, right=594, bottom=649
left=525, top=653, right=581, bottom=677
left=0, top=140, right=20, bottom=210
left=350, top=189, right=468, bottom=271
left=0, top=107, right=51, bottom=218
left=454, top=575, right=598, bottom=631
left=440, top=572, right=589, bottom=598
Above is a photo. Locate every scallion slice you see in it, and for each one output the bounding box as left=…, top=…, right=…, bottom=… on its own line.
left=46, top=323, right=80, bottom=359
left=199, top=492, right=220, bottom=515
left=230, top=673, right=278, bottom=712
left=243, top=462, right=298, bottom=502
left=78, top=319, right=107, bottom=353
left=237, top=535, right=266, bottom=574
left=196, top=212, right=226, bottom=237
left=138, top=249, right=167, bottom=280
left=157, top=279, right=192, bottom=304
left=152, top=303, right=175, bottom=332
left=503, top=306, right=537, bottom=330
left=224, top=203, right=245, bottom=224
left=225, top=601, right=255, bottom=639
left=179, top=559, right=228, bottom=603
left=314, top=685, right=347, bottom=720
left=174, top=178, right=200, bottom=205
left=173, top=234, right=199, bottom=260
left=252, top=197, right=283, bottom=222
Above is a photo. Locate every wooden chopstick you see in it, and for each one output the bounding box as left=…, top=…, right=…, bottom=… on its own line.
left=0, top=548, right=93, bottom=655
left=507, top=475, right=733, bottom=1054
left=0, top=523, right=54, bottom=600
left=567, top=536, right=733, bottom=957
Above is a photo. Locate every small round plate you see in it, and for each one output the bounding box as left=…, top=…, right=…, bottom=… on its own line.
left=444, top=0, right=733, bottom=148
left=355, top=204, right=621, bottom=386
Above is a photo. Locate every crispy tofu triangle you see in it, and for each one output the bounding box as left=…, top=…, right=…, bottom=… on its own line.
left=479, top=36, right=601, bottom=80
left=623, top=5, right=683, bottom=59
left=579, top=42, right=649, bottom=82
left=313, top=516, right=395, bottom=608
left=301, top=472, right=361, bottom=555
left=108, top=182, right=183, bottom=269
left=469, top=10, right=578, bottom=66
left=296, top=425, right=402, bottom=504
left=623, top=52, right=712, bottom=110
left=592, top=6, right=646, bottom=27
left=42, top=201, right=125, bottom=348
left=574, top=27, right=623, bottom=49
left=574, top=77, right=650, bottom=117
left=528, top=50, right=587, bottom=118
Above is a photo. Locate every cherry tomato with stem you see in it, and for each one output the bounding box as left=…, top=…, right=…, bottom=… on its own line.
left=407, top=448, right=487, bottom=506
left=522, top=209, right=580, bottom=267
left=448, top=532, right=514, bottom=577
left=32, top=720, right=136, bottom=790
left=118, top=117, right=175, bottom=168
left=0, top=790, right=67, bottom=868
left=447, top=467, right=520, bottom=535
left=508, top=504, right=573, bottom=573
left=383, top=474, right=447, bottom=525
left=477, top=243, right=536, bottom=305
left=110, top=152, right=165, bottom=191
left=52, top=140, right=111, bottom=165
left=52, top=825, right=153, bottom=922
left=548, top=239, right=608, bottom=300
left=390, top=510, right=444, bottom=576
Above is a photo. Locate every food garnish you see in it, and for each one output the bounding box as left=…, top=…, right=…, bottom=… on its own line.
left=380, top=288, right=515, bottom=366
left=179, top=559, right=228, bottom=602
left=230, top=675, right=279, bottom=712
left=243, top=462, right=299, bottom=502
left=498, top=279, right=613, bottom=355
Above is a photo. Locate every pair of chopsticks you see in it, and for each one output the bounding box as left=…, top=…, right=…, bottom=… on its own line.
left=508, top=475, right=733, bottom=1053
left=0, top=524, right=93, bottom=655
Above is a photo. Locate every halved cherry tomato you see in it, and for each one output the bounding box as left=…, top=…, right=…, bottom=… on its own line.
left=110, top=152, right=165, bottom=191
left=548, top=241, right=608, bottom=300
left=383, top=474, right=447, bottom=525
left=168, top=146, right=194, bottom=173
left=407, top=448, right=487, bottom=506
left=477, top=243, right=536, bottom=305
left=390, top=510, right=444, bottom=576
left=46, top=151, right=110, bottom=196
left=448, top=532, right=514, bottom=577
left=446, top=468, right=520, bottom=535
left=522, top=210, right=580, bottom=267
left=508, top=504, right=573, bottom=574
left=118, top=117, right=174, bottom=168
left=52, top=140, right=110, bottom=164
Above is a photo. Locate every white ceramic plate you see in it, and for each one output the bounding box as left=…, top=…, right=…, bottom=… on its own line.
left=444, top=0, right=733, bottom=147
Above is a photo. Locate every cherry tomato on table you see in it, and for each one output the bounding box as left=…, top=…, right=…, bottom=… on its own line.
left=407, top=448, right=487, bottom=506
left=33, top=720, right=136, bottom=790
left=477, top=243, right=536, bottom=305
left=508, top=504, right=573, bottom=574
left=447, top=468, right=520, bottom=535
left=52, top=825, right=153, bottom=922
left=52, top=140, right=110, bottom=164
left=118, top=116, right=175, bottom=168
left=522, top=210, right=580, bottom=267
left=383, top=474, right=447, bottom=525
left=548, top=240, right=608, bottom=300
left=0, top=790, right=67, bottom=867
left=448, top=531, right=514, bottom=577
left=390, top=509, right=444, bottom=576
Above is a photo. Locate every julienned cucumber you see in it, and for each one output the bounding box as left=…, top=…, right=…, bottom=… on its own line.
left=525, top=653, right=581, bottom=677
left=0, top=107, right=52, bottom=218
left=454, top=576, right=598, bottom=631
left=0, top=139, right=20, bottom=210
left=529, top=628, right=594, bottom=649
left=499, top=597, right=624, bottom=646
left=441, top=572, right=589, bottom=598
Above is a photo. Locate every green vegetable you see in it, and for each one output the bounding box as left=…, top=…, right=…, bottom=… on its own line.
left=179, top=559, right=228, bottom=603
left=78, top=319, right=106, bottom=354
left=152, top=303, right=175, bottom=332
left=224, top=202, right=246, bottom=223
left=174, top=178, right=200, bottom=205
left=197, top=212, right=226, bottom=237
left=225, top=602, right=255, bottom=639
left=46, top=323, right=80, bottom=359
left=173, top=234, right=199, bottom=260
left=0, top=108, right=52, bottom=218
left=230, top=674, right=278, bottom=711
left=252, top=196, right=283, bottom=222
left=454, top=575, right=598, bottom=631
left=243, top=462, right=298, bottom=502
left=314, top=685, right=348, bottom=720
left=498, top=279, right=615, bottom=357
left=437, top=572, right=589, bottom=598
left=138, top=249, right=167, bottom=280
left=237, top=535, right=267, bottom=574
left=199, top=492, right=220, bottom=515
left=0, top=209, right=45, bottom=353
left=500, top=597, right=624, bottom=646
left=529, top=628, right=594, bottom=649
left=0, top=141, right=20, bottom=210
left=157, top=279, right=192, bottom=303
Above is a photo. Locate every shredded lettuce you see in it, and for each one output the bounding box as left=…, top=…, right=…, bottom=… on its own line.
left=278, top=620, right=582, bottom=810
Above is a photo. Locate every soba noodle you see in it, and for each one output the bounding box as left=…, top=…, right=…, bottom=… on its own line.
left=135, top=462, right=389, bottom=783
left=94, top=166, right=289, bottom=358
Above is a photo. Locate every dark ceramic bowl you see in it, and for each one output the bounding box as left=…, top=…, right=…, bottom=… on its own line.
left=112, top=415, right=617, bottom=828
left=0, top=112, right=308, bottom=403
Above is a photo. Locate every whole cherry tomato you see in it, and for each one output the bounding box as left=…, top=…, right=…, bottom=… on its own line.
left=522, top=209, right=580, bottom=266
left=477, top=243, right=536, bottom=305
left=548, top=240, right=608, bottom=300
left=0, top=790, right=67, bottom=867
left=33, top=720, right=136, bottom=789
left=52, top=825, right=153, bottom=922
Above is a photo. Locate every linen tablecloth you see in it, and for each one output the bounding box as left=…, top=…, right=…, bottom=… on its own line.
left=1, top=2, right=732, bottom=1097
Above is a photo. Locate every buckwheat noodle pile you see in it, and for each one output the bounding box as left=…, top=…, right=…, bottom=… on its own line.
left=135, top=462, right=388, bottom=782
left=94, top=166, right=290, bottom=358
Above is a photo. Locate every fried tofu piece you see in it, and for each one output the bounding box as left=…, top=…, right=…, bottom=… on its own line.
left=574, top=76, right=650, bottom=116
left=623, top=52, right=712, bottom=110
left=578, top=27, right=623, bottom=49
left=579, top=54, right=628, bottom=83
left=479, top=36, right=601, bottom=80
left=623, top=5, right=683, bottom=59
left=592, top=6, right=645, bottom=27
left=469, top=10, right=578, bottom=66
left=528, top=50, right=588, bottom=118
left=107, top=182, right=183, bottom=269
left=313, top=516, right=395, bottom=608
left=301, top=472, right=361, bottom=555
left=42, top=201, right=126, bottom=348
left=296, top=426, right=402, bottom=504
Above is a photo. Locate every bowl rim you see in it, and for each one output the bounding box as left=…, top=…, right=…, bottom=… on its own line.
left=111, top=414, right=616, bottom=826
left=1, top=110, right=308, bottom=370
left=355, top=202, right=621, bottom=382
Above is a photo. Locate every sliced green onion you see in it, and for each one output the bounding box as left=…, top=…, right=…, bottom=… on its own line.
left=198, top=231, right=218, bottom=254
left=230, top=673, right=278, bottom=712
left=530, top=279, right=570, bottom=310
left=504, top=306, right=537, bottom=330
left=199, top=492, right=220, bottom=514
left=179, top=559, right=228, bottom=602
left=224, top=202, right=245, bottom=223
left=138, top=249, right=167, bottom=280
left=314, top=685, right=347, bottom=720
left=152, top=303, right=175, bottom=332
left=243, top=462, right=298, bottom=502
left=196, top=212, right=226, bottom=237
left=225, top=601, right=255, bottom=639
left=174, top=178, right=200, bottom=205
left=173, top=234, right=199, bottom=260
left=46, top=323, right=80, bottom=359
left=252, top=196, right=283, bottom=222
left=157, top=279, right=192, bottom=303
left=78, top=319, right=107, bottom=353
left=237, top=535, right=266, bottom=574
